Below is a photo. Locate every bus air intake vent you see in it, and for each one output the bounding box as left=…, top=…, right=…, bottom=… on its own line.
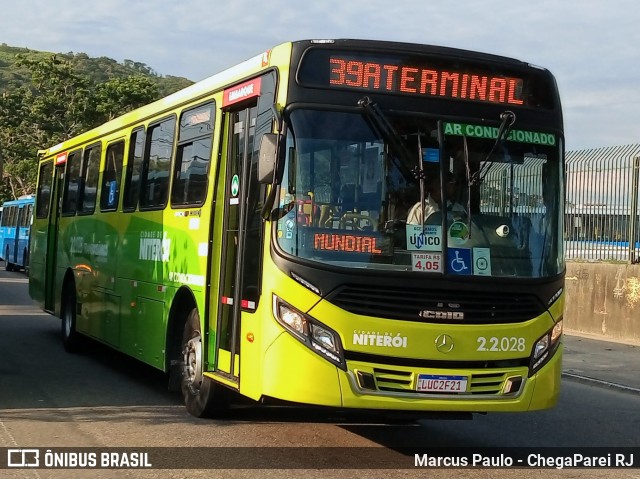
left=328, top=284, right=544, bottom=323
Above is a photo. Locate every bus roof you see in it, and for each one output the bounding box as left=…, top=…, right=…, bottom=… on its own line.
left=38, top=39, right=552, bottom=159
left=297, top=38, right=533, bottom=66
left=1, top=195, right=35, bottom=206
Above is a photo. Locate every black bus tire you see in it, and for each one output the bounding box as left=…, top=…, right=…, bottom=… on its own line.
left=61, top=284, right=83, bottom=353
left=22, top=249, right=29, bottom=275
left=5, top=246, right=14, bottom=272
left=181, top=308, right=230, bottom=418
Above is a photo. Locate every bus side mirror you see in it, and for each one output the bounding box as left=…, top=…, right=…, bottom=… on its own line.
left=258, top=133, right=278, bottom=184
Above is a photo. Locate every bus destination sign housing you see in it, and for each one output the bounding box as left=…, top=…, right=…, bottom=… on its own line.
left=297, top=47, right=555, bottom=109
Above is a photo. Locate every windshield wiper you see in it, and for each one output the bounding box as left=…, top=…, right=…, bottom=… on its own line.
left=357, top=97, right=416, bottom=183
left=414, top=130, right=428, bottom=225
left=358, top=97, right=433, bottom=225
left=471, top=110, right=516, bottom=185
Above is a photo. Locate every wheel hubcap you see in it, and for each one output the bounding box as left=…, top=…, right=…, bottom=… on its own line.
left=63, top=305, right=72, bottom=338
left=183, top=334, right=202, bottom=391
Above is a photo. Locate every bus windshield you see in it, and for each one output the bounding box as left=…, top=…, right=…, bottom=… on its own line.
left=275, top=108, right=564, bottom=278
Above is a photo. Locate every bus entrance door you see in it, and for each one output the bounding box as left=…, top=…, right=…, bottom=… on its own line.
left=212, top=105, right=259, bottom=382
left=12, top=204, right=26, bottom=267
left=8, top=207, right=20, bottom=265
left=44, top=164, right=64, bottom=311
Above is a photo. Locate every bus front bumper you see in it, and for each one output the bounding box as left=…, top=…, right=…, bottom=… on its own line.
left=260, top=331, right=562, bottom=413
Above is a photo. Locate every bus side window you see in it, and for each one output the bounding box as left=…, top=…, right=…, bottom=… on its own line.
left=123, top=128, right=145, bottom=211
left=7, top=206, right=15, bottom=226
left=61, top=150, right=82, bottom=216
left=100, top=141, right=125, bottom=212
left=21, top=205, right=29, bottom=227
left=78, top=143, right=101, bottom=214
left=171, top=102, right=214, bottom=207
left=36, top=161, right=53, bottom=219
left=140, top=117, right=176, bottom=210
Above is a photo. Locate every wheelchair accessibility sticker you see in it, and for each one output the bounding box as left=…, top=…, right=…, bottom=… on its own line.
left=447, top=248, right=472, bottom=275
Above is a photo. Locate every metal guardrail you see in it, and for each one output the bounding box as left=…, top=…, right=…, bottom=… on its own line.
left=477, top=144, right=640, bottom=263
left=565, top=144, right=640, bottom=263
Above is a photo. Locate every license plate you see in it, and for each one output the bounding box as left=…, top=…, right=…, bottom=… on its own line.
left=417, top=374, right=468, bottom=393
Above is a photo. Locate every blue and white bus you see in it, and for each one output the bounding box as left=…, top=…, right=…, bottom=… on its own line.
left=0, top=195, right=35, bottom=272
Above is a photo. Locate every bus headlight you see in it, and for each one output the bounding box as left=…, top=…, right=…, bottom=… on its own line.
left=311, top=323, right=339, bottom=355
left=533, top=335, right=549, bottom=360
left=529, top=319, right=563, bottom=376
left=273, top=295, right=346, bottom=370
left=277, top=302, right=307, bottom=338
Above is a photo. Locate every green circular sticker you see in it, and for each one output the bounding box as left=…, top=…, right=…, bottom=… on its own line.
left=449, top=221, right=469, bottom=245
left=231, top=174, right=240, bottom=197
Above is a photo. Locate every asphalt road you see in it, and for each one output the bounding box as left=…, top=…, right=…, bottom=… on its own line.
left=1, top=269, right=639, bottom=479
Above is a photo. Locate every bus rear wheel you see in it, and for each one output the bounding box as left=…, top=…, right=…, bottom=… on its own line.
left=61, top=285, right=83, bottom=353
left=181, top=308, right=230, bottom=418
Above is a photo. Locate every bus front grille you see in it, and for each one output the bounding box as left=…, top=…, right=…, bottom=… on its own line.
left=328, top=284, right=544, bottom=323
left=369, top=368, right=508, bottom=396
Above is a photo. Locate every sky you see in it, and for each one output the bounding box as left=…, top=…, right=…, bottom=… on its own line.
left=1, top=0, right=638, bottom=151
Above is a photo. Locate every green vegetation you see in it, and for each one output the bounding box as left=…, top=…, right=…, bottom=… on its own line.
left=0, top=43, right=193, bottom=202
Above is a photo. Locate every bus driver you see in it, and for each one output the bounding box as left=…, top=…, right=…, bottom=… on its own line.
left=406, top=174, right=465, bottom=224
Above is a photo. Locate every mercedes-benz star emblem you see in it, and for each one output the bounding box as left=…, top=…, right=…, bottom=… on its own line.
left=435, top=334, right=454, bottom=353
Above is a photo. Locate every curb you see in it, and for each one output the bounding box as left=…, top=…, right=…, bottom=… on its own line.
left=562, top=372, right=640, bottom=395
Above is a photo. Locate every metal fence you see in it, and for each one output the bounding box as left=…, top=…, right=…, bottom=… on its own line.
left=565, top=144, right=640, bottom=262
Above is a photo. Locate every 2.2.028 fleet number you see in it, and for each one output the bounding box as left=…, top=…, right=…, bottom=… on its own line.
left=476, top=336, right=526, bottom=352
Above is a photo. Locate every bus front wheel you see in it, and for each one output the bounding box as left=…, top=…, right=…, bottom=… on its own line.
left=22, top=249, right=29, bottom=275
left=181, top=308, right=230, bottom=418
left=5, top=246, right=14, bottom=272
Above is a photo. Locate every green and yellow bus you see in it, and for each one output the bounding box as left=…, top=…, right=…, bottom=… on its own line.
left=30, top=39, right=565, bottom=418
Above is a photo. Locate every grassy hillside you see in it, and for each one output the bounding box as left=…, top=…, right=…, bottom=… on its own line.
left=0, top=43, right=193, bottom=97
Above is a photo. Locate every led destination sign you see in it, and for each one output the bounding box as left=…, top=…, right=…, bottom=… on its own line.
left=297, top=48, right=555, bottom=109
left=329, top=57, right=523, bottom=106
left=301, top=229, right=392, bottom=256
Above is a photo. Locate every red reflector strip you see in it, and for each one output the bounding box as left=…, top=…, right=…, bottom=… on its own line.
left=221, top=296, right=234, bottom=305
left=240, top=300, right=256, bottom=310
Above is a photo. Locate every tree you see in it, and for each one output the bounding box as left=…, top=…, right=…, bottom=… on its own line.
left=0, top=85, right=40, bottom=199
left=0, top=55, right=96, bottom=200
left=94, top=75, right=159, bottom=122
left=17, top=54, right=97, bottom=142
left=0, top=55, right=163, bottom=202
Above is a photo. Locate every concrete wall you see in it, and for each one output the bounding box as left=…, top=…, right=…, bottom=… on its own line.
left=565, top=262, right=640, bottom=345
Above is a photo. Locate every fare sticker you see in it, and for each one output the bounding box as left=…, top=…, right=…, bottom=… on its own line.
left=412, top=252, right=443, bottom=273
